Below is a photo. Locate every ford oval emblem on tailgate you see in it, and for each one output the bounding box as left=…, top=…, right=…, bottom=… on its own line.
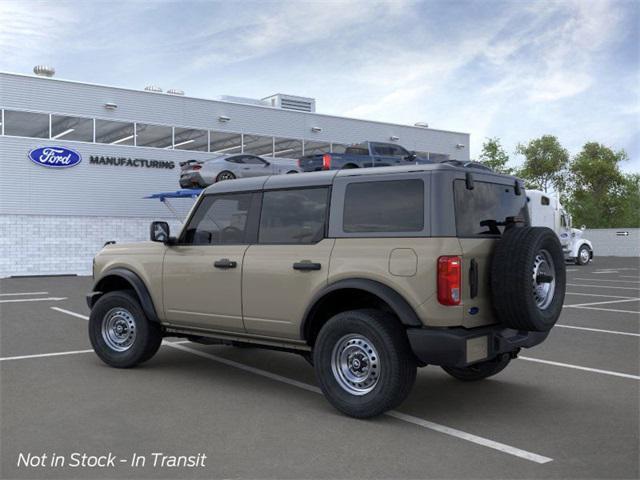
left=28, top=146, right=82, bottom=168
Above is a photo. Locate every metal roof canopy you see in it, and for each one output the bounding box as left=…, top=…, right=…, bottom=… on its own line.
left=144, top=189, right=202, bottom=221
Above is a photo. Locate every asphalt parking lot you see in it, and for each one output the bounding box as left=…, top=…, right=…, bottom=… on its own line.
left=1, top=256, right=638, bottom=479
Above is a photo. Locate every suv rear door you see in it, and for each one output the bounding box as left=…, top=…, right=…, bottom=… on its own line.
left=162, top=192, right=258, bottom=332
left=242, top=186, right=334, bottom=339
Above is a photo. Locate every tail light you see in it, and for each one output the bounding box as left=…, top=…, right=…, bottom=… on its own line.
left=438, top=256, right=461, bottom=306
left=191, top=165, right=202, bottom=170
left=322, top=153, right=332, bottom=170
left=297, top=158, right=302, bottom=168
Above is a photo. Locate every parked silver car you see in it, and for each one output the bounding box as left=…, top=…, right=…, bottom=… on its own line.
left=179, top=154, right=299, bottom=188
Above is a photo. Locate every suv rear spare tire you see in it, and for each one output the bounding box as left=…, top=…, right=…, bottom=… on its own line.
left=491, top=226, right=566, bottom=332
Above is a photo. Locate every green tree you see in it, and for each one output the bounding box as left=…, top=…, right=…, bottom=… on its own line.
left=478, top=137, right=513, bottom=174
left=565, top=142, right=638, bottom=228
left=516, top=135, right=569, bottom=193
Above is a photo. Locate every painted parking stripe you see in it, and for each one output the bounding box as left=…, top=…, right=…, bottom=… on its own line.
left=566, top=305, right=640, bottom=315
left=0, top=349, right=94, bottom=362
left=167, top=342, right=553, bottom=464
left=565, top=292, right=636, bottom=299
left=575, top=278, right=640, bottom=284
left=564, top=298, right=640, bottom=308
left=567, top=283, right=640, bottom=291
left=620, top=275, right=640, bottom=279
left=0, top=291, right=49, bottom=296
left=519, top=357, right=640, bottom=380
left=45, top=307, right=552, bottom=464
left=0, top=297, right=67, bottom=304
left=555, top=324, right=640, bottom=337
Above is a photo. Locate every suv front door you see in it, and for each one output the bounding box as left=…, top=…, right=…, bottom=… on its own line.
left=162, top=192, right=257, bottom=332
left=242, top=187, right=334, bottom=339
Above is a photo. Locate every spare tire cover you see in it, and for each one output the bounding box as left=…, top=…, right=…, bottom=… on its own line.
left=491, top=226, right=566, bottom=332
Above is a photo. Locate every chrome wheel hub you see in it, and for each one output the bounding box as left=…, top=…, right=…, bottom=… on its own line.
left=532, top=249, right=556, bottom=310
left=331, top=334, right=380, bottom=395
left=580, top=248, right=590, bottom=263
left=101, top=308, right=136, bottom=352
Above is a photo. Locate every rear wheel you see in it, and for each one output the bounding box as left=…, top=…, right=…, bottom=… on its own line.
left=442, top=355, right=511, bottom=381
left=576, top=245, right=591, bottom=265
left=89, top=291, right=162, bottom=368
left=313, top=309, right=416, bottom=418
left=216, top=171, right=235, bottom=182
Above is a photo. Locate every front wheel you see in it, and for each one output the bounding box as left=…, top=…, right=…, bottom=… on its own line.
left=576, top=245, right=591, bottom=265
left=89, top=291, right=163, bottom=368
left=313, top=309, right=416, bottom=418
left=442, top=355, right=511, bottom=381
left=216, top=171, right=236, bottom=182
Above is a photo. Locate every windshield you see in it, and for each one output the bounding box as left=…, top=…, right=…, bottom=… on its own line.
left=454, top=180, right=529, bottom=236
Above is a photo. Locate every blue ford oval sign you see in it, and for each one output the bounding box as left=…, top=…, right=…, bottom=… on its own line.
left=28, top=146, right=82, bottom=168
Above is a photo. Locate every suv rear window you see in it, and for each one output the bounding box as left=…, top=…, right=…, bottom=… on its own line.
left=454, top=180, right=528, bottom=236
left=343, top=180, right=424, bottom=233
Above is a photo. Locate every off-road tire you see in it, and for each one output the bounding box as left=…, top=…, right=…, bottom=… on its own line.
left=313, top=309, right=416, bottom=418
left=89, top=291, right=163, bottom=368
left=576, top=245, right=591, bottom=265
left=442, top=354, right=511, bottom=381
left=491, top=226, right=566, bottom=332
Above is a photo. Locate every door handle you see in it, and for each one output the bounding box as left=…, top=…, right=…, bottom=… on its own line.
left=214, top=258, right=237, bottom=269
left=293, top=261, right=321, bottom=271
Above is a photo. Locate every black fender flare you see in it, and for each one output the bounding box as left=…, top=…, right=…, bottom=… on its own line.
left=300, top=278, right=423, bottom=340
left=87, top=268, right=160, bottom=323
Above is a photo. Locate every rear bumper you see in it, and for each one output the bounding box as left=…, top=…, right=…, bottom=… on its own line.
left=179, top=172, right=205, bottom=188
left=407, top=325, right=549, bottom=368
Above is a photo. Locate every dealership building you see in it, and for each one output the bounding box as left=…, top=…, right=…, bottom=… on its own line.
left=0, top=69, right=470, bottom=278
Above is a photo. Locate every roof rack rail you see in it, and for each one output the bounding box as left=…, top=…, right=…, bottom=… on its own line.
left=439, top=159, right=494, bottom=172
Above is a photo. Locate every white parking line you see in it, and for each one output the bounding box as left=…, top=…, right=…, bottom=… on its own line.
left=51, top=307, right=91, bottom=320
left=575, top=278, right=640, bottom=284
left=593, top=271, right=619, bottom=274
left=565, top=292, right=636, bottom=299
left=620, top=275, right=640, bottom=279
left=564, top=298, right=640, bottom=308
left=0, top=297, right=67, bottom=304
left=555, top=324, right=640, bottom=337
left=566, top=305, right=640, bottom=315
left=0, top=291, right=49, bottom=296
left=519, top=357, right=639, bottom=380
left=0, top=349, right=94, bottom=362
left=567, top=283, right=640, bottom=291
left=167, top=342, right=553, bottom=464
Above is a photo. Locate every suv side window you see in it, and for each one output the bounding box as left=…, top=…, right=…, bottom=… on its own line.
left=259, top=188, right=329, bottom=244
left=343, top=180, right=424, bottom=233
left=182, top=193, right=253, bottom=245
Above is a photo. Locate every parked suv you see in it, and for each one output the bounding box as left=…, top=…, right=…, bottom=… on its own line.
left=88, top=164, right=566, bottom=418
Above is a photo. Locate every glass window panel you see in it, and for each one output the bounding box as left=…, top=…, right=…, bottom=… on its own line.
left=344, top=180, right=424, bottom=233
left=243, top=134, right=273, bottom=156
left=273, top=137, right=303, bottom=159
left=51, top=114, right=93, bottom=142
left=331, top=143, right=348, bottom=154
left=136, top=123, right=172, bottom=148
left=429, top=153, right=450, bottom=162
left=95, top=119, right=135, bottom=145
left=182, top=193, right=253, bottom=245
left=210, top=131, right=243, bottom=154
left=174, top=127, right=208, bottom=151
left=259, top=188, right=329, bottom=244
left=303, top=140, right=331, bottom=155
left=4, top=110, right=49, bottom=138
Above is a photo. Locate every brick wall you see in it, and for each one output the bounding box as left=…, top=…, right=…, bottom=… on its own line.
left=0, top=215, right=183, bottom=277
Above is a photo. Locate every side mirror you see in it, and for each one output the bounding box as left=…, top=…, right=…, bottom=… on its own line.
left=581, top=225, right=586, bottom=231
left=263, top=161, right=271, bottom=167
left=150, top=221, right=170, bottom=243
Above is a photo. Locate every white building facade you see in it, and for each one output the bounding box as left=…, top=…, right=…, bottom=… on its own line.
left=0, top=72, right=470, bottom=277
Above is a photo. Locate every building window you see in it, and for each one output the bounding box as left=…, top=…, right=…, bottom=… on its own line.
left=243, top=134, right=274, bottom=156
left=51, top=114, right=93, bottom=142
left=273, top=137, right=303, bottom=158
left=3, top=110, right=49, bottom=138
left=95, top=119, right=135, bottom=145
left=173, top=127, right=208, bottom=151
left=343, top=180, right=424, bottom=233
left=259, top=188, right=329, bottom=244
left=303, top=140, right=331, bottom=155
left=135, top=123, right=173, bottom=148
left=210, top=131, right=243, bottom=154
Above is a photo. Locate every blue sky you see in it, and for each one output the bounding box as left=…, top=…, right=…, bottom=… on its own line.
left=1, top=0, right=638, bottom=171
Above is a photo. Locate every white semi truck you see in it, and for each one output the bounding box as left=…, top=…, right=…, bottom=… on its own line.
left=527, top=190, right=594, bottom=265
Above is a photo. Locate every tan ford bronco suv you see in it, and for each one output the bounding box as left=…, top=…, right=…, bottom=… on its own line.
left=88, top=164, right=566, bottom=418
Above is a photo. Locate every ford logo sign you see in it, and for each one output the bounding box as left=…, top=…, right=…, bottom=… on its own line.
left=28, top=146, right=82, bottom=168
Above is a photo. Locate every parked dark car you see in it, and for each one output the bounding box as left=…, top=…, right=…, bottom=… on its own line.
left=297, top=141, right=430, bottom=171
